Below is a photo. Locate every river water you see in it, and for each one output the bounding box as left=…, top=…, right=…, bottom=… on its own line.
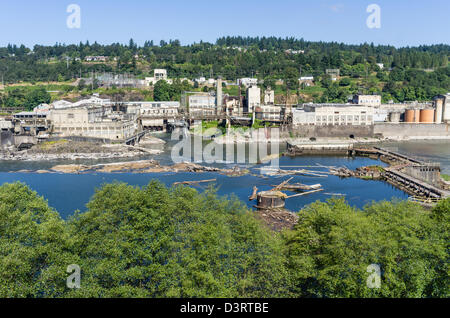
left=0, top=137, right=448, bottom=219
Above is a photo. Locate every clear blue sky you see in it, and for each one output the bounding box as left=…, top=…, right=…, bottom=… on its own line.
left=0, top=0, right=448, bottom=48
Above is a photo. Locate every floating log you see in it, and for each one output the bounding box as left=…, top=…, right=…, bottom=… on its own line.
left=272, top=177, right=294, bottom=191
left=249, top=186, right=258, bottom=201
left=173, top=179, right=217, bottom=186
left=272, top=183, right=322, bottom=191
left=286, top=188, right=324, bottom=199
left=257, top=168, right=329, bottom=178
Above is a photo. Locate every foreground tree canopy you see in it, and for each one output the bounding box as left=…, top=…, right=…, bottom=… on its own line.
left=0, top=182, right=448, bottom=298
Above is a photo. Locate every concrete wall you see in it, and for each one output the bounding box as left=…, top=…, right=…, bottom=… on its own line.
left=374, top=123, right=450, bottom=138
left=0, top=131, right=14, bottom=149
left=46, top=136, right=112, bottom=144
left=14, top=135, right=37, bottom=147
left=288, top=125, right=374, bottom=138
left=404, top=165, right=441, bottom=186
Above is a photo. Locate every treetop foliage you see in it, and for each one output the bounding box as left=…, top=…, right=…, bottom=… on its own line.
left=0, top=181, right=448, bottom=298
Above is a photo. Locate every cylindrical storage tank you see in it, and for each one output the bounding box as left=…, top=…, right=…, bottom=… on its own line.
left=256, top=191, right=286, bottom=210
left=419, top=109, right=435, bottom=123
left=404, top=109, right=415, bottom=123
left=414, top=109, right=421, bottom=123
left=389, top=112, right=401, bottom=123
left=435, top=99, right=443, bottom=123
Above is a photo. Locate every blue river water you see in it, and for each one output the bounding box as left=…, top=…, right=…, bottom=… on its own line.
left=0, top=154, right=408, bottom=219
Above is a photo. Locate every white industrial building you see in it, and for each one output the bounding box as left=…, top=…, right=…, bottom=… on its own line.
left=238, top=78, right=258, bottom=87
left=246, top=85, right=261, bottom=113
left=145, top=69, right=172, bottom=86
left=48, top=107, right=135, bottom=140
left=293, top=104, right=375, bottom=126
left=255, top=105, right=282, bottom=121
left=139, top=101, right=180, bottom=117
left=188, top=94, right=217, bottom=116
left=353, top=95, right=382, bottom=107
left=52, top=96, right=111, bottom=109
left=264, top=89, right=275, bottom=105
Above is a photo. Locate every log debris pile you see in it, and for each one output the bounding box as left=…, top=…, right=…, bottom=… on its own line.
left=48, top=161, right=250, bottom=176
left=255, top=208, right=299, bottom=232
left=329, top=167, right=354, bottom=178
left=329, top=165, right=385, bottom=180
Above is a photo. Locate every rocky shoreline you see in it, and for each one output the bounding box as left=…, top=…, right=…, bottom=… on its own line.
left=10, top=160, right=251, bottom=176
left=0, top=151, right=155, bottom=161
left=0, top=138, right=164, bottom=161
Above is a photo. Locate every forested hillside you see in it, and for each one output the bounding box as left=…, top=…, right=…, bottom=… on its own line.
left=0, top=37, right=449, bottom=106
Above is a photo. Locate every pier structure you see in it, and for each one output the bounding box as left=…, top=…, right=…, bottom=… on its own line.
left=354, top=146, right=449, bottom=199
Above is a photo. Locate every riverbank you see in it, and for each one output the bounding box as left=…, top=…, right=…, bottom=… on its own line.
left=0, top=139, right=163, bottom=161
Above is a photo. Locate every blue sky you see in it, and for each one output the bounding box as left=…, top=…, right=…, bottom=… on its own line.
left=0, top=0, right=448, bottom=48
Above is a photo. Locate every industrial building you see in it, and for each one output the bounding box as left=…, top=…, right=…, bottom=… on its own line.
left=13, top=112, right=50, bottom=135
left=353, top=95, right=382, bottom=107
left=145, top=69, right=172, bottom=86
left=48, top=107, right=135, bottom=140
left=188, top=94, right=217, bottom=116
left=264, top=89, right=275, bottom=105
left=224, top=96, right=244, bottom=116
left=0, top=119, right=13, bottom=132
left=216, top=77, right=223, bottom=115
left=139, top=102, right=180, bottom=130
left=255, top=105, right=282, bottom=121
left=237, top=78, right=258, bottom=87
left=293, top=104, right=374, bottom=126
left=245, top=85, right=261, bottom=114
left=433, top=94, right=450, bottom=123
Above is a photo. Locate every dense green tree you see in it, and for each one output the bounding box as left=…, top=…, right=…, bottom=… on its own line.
left=25, top=86, right=51, bottom=109
left=0, top=183, right=77, bottom=297
left=0, top=38, right=448, bottom=104
left=283, top=198, right=449, bottom=298
left=66, top=181, right=289, bottom=297
left=153, top=80, right=172, bottom=101
left=0, top=181, right=448, bottom=298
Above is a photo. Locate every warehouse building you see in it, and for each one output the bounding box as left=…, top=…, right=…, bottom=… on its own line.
left=48, top=107, right=135, bottom=140
left=293, top=104, right=374, bottom=126
left=188, top=94, right=217, bottom=116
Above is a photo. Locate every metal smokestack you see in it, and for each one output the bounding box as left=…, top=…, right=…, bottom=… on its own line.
left=216, top=76, right=223, bottom=115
